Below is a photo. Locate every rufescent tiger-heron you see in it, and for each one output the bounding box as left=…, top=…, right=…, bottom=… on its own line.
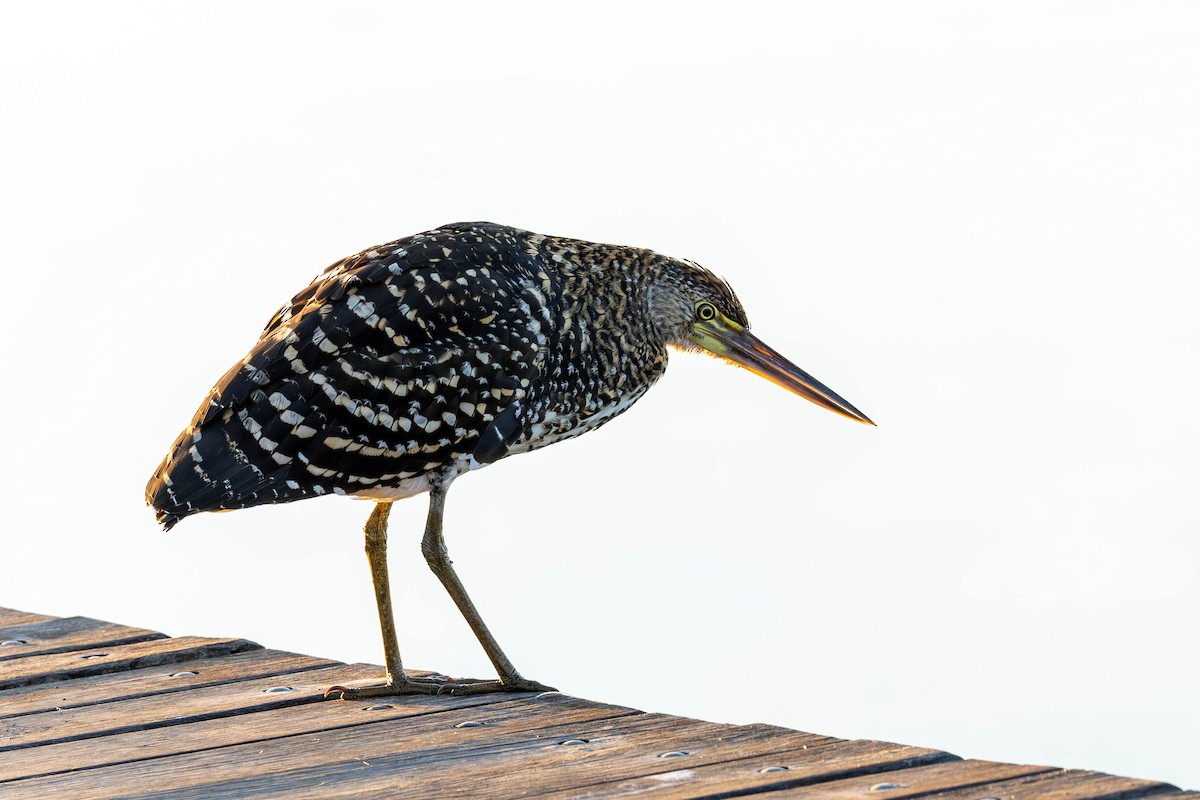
left=146, top=222, right=874, bottom=698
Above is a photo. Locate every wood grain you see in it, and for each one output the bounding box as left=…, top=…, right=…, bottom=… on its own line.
left=534, top=736, right=956, bottom=800
left=0, top=679, right=529, bottom=783
left=0, top=695, right=638, bottom=797
left=925, top=767, right=1182, bottom=800
left=0, top=609, right=58, bottom=628
left=0, top=635, right=261, bottom=692
left=1, top=663, right=401, bottom=751
left=210, top=719, right=950, bottom=800
left=0, top=616, right=165, bottom=664
left=755, top=758, right=1180, bottom=800
left=0, top=645, right=334, bottom=718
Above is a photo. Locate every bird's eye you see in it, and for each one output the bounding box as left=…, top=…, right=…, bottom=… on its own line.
left=696, top=302, right=718, bottom=321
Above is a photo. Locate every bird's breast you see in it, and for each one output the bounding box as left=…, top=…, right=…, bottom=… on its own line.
left=511, top=326, right=666, bottom=457
left=518, top=385, right=655, bottom=454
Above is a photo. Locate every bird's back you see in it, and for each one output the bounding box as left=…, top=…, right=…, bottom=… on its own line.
left=147, top=223, right=560, bottom=529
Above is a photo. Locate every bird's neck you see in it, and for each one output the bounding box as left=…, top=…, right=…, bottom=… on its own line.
left=529, top=243, right=669, bottom=419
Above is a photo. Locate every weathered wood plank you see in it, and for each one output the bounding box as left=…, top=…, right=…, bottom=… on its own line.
left=925, top=767, right=1182, bottom=800
left=745, top=759, right=1166, bottom=799
left=0, top=645, right=337, bottom=719
left=0, top=616, right=164, bottom=663
left=533, top=736, right=957, bottom=800
left=0, top=663, right=401, bottom=751
left=227, top=719, right=950, bottom=800
left=0, top=682, right=529, bottom=783
left=380, top=717, right=844, bottom=800
left=0, top=685, right=533, bottom=783
left=0, top=695, right=639, bottom=796
left=6, top=712, right=943, bottom=800
left=0, top=635, right=261, bottom=692
left=0, top=608, right=58, bottom=628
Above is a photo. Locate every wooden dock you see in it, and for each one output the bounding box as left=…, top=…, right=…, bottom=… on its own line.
left=0, top=607, right=1192, bottom=799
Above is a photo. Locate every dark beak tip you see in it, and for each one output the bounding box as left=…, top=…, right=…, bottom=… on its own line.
left=842, top=408, right=876, bottom=426
left=851, top=407, right=877, bottom=426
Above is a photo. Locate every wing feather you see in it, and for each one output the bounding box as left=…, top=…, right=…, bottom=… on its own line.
left=147, top=223, right=557, bottom=527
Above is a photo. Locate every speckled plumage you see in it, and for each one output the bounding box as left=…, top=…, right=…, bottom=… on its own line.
left=147, top=220, right=872, bottom=697
left=147, top=221, right=746, bottom=529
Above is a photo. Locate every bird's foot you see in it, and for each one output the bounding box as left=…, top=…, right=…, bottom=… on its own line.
left=324, top=673, right=556, bottom=700
left=323, top=675, right=453, bottom=700
left=434, top=674, right=558, bottom=696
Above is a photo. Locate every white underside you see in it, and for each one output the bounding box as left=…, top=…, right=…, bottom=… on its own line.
left=348, top=472, right=433, bottom=501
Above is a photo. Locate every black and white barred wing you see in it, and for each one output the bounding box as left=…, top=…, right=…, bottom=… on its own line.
left=147, top=230, right=552, bottom=529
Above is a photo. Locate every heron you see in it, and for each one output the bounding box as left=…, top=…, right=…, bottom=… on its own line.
left=146, top=222, right=873, bottom=698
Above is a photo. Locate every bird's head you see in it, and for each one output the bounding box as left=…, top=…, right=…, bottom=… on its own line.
left=650, top=256, right=874, bottom=425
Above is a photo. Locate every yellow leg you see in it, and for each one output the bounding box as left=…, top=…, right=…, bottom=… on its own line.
left=327, top=488, right=555, bottom=700
left=419, top=477, right=555, bottom=695
left=326, top=502, right=446, bottom=699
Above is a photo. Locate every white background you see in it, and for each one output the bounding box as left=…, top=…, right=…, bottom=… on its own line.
left=2, top=1, right=1198, bottom=789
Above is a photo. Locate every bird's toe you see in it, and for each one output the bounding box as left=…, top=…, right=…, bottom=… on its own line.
left=324, top=676, right=453, bottom=700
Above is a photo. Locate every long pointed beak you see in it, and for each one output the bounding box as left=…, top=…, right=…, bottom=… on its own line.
left=690, top=316, right=875, bottom=425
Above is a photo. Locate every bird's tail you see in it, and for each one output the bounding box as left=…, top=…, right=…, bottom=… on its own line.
left=146, top=430, right=200, bottom=531
left=147, top=410, right=313, bottom=529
